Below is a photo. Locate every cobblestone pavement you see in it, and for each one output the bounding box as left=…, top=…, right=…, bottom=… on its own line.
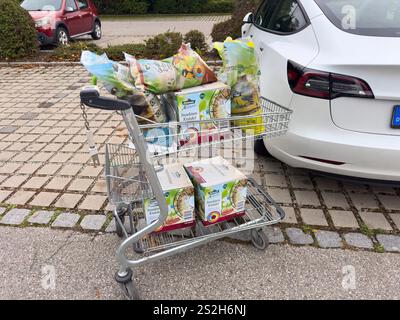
left=0, top=65, right=399, bottom=254
left=80, top=15, right=231, bottom=48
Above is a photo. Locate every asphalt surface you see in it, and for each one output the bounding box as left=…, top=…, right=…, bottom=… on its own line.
left=80, top=15, right=230, bottom=47
left=0, top=227, right=399, bottom=300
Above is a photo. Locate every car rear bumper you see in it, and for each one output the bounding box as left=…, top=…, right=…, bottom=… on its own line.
left=265, top=128, right=400, bottom=182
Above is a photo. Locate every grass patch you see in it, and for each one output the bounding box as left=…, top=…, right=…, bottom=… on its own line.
left=374, top=243, right=385, bottom=253
left=360, top=222, right=374, bottom=238
left=302, top=224, right=314, bottom=235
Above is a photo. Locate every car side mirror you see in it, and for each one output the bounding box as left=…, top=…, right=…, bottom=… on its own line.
left=243, top=12, right=254, bottom=24
left=65, top=7, right=74, bottom=13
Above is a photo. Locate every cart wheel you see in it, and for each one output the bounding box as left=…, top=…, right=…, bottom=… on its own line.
left=251, top=229, right=270, bottom=251
left=115, top=214, right=125, bottom=238
left=120, top=280, right=140, bottom=300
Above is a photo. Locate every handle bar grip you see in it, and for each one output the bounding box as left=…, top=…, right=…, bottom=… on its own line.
left=80, top=87, right=131, bottom=111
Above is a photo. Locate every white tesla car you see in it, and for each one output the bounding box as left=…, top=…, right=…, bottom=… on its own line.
left=242, top=0, right=400, bottom=182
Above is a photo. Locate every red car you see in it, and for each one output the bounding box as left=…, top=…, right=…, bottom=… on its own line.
left=21, top=0, right=102, bottom=46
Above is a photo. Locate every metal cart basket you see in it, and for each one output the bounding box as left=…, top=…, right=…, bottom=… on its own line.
left=80, top=87, right=292, bottom=300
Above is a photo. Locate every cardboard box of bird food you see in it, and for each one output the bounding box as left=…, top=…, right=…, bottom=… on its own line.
left=143, top=164, right=195, bottom=233
left=163, top=82, right=232, bottom=147
left=184, top=157, right=248, bottom=226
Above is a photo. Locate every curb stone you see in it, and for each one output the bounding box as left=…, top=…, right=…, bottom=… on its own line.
left=376, top=234, right=400, bottom=252
left=343, top=233, right=374, bottom=250
left=286, top=228, right=314, bottom=245
left=314, top=230, right=343, bottom=248
left=0, top=209, right=31, bottom=226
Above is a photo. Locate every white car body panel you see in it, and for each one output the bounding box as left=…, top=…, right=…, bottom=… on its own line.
left=244, top=0, right=400, bottom=181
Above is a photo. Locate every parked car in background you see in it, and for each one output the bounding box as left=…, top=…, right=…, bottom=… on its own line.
left=21, top=0, right=102, bottom=45
left=242, top=0, right=400, bottom=182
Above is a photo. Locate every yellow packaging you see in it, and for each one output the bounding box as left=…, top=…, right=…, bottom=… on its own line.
left=233, top=107, right=265, bottom=135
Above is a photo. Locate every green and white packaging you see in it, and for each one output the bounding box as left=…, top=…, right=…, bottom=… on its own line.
left=184, top=157, right=248, bottom=225
left=143, top=164, right=195, bottom=232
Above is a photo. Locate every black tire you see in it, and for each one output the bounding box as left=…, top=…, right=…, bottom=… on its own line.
left=56, top=27, right=69, bottom=46
left=254, top=139, right=269, bottom=156
left=251, top=229, right=270, bottom=251
left=91, top=21, right=102, bottom=40
left=120, top=280, right=140, bottom=300
left=115, top=214, right=125, bottom=238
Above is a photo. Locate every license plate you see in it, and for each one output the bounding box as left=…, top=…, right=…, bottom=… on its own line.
left=392, top=106, right=400, bottom=128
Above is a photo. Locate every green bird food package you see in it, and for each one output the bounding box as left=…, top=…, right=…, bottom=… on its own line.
left=184, top=157, right=248, bottom=226
left=126, top=44, right=217, bottom=94
left=213, top=38, right=261, bottom=115
left=81, top=51, right=136, bottom=97
left=143, top=164, right=195, bottom=233
left=163, top=82, right=232, bottom=147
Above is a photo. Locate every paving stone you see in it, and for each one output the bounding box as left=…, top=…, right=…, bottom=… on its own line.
left=1, top=175, right=29, bottom=188
left=45, top=177, right=72, bottom=190
left=0, top=190, right=12, bottom=203
left=17, top=163, right=41, bottom=175
left=314, top=177, right=340, bottom=191
left=390, top=214, right=400, bottom=229
left=376, top=234, right=400, bottom=253
left=80, top=214, right=107, bottom=231
left=105, top=218, right=116, bottom=233
left=22, top=177, right=49, bottom=189
left=55, top=193, right=82, bottom=209
left=294, top=190, right=320, bottom=207
left=360, top=211, right=392, bottom=231
left=266, top=188, right=292, bottom=204
left=0, top=126, right=18, bottom=134
left=28, top=210, right=54, bottom=225
left=281, top=207, right=297, bottom=224
left=58, top=165, right=82, bottom=176
left=286, top=228, right=314, bottom=245
left=6, top=191, right=35, bottom=205
left=79, top=166, right=103, bottom=177
left=300, top=208, right=328, bottom=226
left=0, top=208, right=30, bottom=225
left=52, top=212, right=80, bottom=228
left=30, top=192, right=59, bottom=207
left=68, top=178, right=93, bottom=192
left=0, top=207, right=5, bottom=215
left=315, top=230, right=343, bottom=248
left=321, top=192, right=350, bottom=209
left=349, top=193, right=379, bottom=210
left=19, top=112, right=38, bottom=120
left=289, top=175, right=314, bottom=189
left=343, top=182, right=369, bottom=193
left=264, top=174, right=287, bottom=188
left=378, top=195, right=400, bottom=211
left=263, top=226, right=285, bottom=243
left=78, top=195, right=107, bottom=211
left=329, top=210, right=359, bottom=229
left=259, top=159, right=283, bottom=173
left=344, top=233, right=374, bottom=249
left=37, top=164, right=61, bottom=175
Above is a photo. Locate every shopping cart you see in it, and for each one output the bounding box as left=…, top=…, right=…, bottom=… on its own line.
left=80, top=86, right=292, bottom=300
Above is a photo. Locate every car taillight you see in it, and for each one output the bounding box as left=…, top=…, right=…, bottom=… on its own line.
left=287, top=60, right=374, bottom=100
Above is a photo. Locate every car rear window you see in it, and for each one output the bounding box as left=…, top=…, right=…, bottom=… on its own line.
left=21, top=0, right=62, bottom=11
left=314, top=0, right=400, bottom=37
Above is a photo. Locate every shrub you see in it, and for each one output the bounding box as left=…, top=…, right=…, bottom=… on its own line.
left=184, top=30, right=208, bottom=54
left=144, top=31, right=183, bottom=59
left=96, top=0, right=149, bottom=14
left=51, top=42, right=103, bottom=61
left=0, top=0, right=38, bottom=60
left=104, top=43, right=146, bottom=61
left=211, top=0, right=261, bottom=41
left=152, top=0, right=233, bottom=14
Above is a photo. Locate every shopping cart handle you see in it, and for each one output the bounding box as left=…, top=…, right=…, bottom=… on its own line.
left=80, top=86, right=131, bottom=111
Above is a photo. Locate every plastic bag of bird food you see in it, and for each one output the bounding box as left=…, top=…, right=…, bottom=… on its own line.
left=125, top=44, right=217, bottom=95
left=80, top=51, right=136, bottom=97
left=213, top=37, right=261, bottom=115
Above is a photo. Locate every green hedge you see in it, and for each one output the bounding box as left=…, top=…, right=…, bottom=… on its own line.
left=211, top=0, right=260, bottom=41
left=94, top=0, right=233, bottom=14
left=0, top=0, right=38, bottom=59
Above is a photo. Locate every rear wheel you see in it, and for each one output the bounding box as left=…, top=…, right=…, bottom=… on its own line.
left=91, top=21, right=102, bottom=40
left=254, top=139, right=269, bottom=156
left=56, top=27, right=69, bottom=46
